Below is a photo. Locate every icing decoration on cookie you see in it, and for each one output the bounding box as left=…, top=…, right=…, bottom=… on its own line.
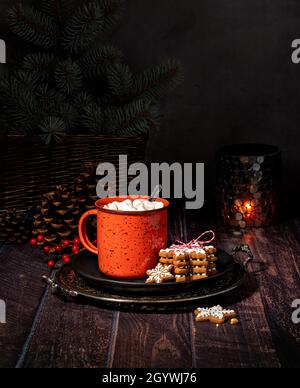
left=194, top=305, right=237, bottom=324
left=146, top=264, right=174, bottom=284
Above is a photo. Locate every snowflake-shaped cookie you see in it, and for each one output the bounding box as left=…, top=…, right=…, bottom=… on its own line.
left=146, top=264, right=174, bottom=284
left=194, top=305, right=237, bottom=324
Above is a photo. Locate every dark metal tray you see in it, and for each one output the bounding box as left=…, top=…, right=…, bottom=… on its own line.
left=43, top=245, right=253, bottom=310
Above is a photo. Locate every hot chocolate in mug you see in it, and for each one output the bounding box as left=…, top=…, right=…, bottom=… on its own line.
left=78, top=196, right=169, bottom=279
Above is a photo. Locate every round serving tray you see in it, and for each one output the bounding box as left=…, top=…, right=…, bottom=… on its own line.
left=42, top=245, right=253, bottom=311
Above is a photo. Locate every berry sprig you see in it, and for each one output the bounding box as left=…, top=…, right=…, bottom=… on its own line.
left=29, top=234, right=87, bottom=268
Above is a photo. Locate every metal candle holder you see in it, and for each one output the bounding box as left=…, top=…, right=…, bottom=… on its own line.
left=217, top=144, right=281, bottom=228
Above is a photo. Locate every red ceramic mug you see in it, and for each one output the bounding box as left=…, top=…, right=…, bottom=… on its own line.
left=78, top=196, right=169, bottom=279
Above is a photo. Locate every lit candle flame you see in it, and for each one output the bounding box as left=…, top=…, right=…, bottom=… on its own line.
left=244, top=201, right=253, bottom=211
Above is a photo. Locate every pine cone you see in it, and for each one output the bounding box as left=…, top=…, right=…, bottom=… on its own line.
left=32, top=185, right=80, bottom=245
left=0, top=209, right=31, bottom=244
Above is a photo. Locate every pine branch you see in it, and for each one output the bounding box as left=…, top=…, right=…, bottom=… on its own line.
left=133, top=59, right=183, bottom=102
left=79, top=45, right=124, bottom=78
left=72, top=92, right=95, bottom=110
left=107, top=64, right=133, bottom=98
left=8, top=4, right=58, bottom=49
left=35, top=84, right=57, bottom=114
left=40, top=0, right=75, bottom=20
left=39, top=116, right=67, bottom=144
left=97, top=0, right=125, bottom=32
left=82, top=103, right=104, bottom=133
left=55, top=60, right=83, bottom=95
left=57, top=101, right=78, bottom=129
left=62, top=0, right=125, bottom=54
left=104, top=100, right=156, bottom=136
left=22, top=53, right=56, bottom=82
left=0, top=73, right=41, bottom=131
left=13, top=69, right=40, bottom=92
left=62, top=2, right=105, bottom=54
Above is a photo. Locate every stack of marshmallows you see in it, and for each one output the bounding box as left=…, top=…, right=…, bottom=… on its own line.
left=103, top=199, right=164, bottom=212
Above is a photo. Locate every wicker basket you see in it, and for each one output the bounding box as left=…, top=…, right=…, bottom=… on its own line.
left=0, top=134, right=147, bottom=212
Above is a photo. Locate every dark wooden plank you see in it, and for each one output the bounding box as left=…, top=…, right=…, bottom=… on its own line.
left=186, top=214, right=281, bottom=368
left=0, top=245, right=50, bottom=368
left=111, top=205, right=194, bottom=368
left=249, top=221, right=300, bottom=368
left=21, top=293, right=115, bottom=368
left=111, top=312, right=193, bottom=368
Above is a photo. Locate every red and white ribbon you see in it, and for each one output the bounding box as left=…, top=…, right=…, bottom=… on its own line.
left=170, top=230, right=216, bottom=251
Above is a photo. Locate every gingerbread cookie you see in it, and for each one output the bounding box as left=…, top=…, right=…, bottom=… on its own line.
left=159, top=257, right=174, bottom=265
left=159, top=249, right=174, bottom=258
left=192, top=266, right=209, bottom=274
left=146, top=264, right=174, bottom=284
left=159, top=248, right=176, bottom=265
left=194, top=305, right=237, bottom=324
left=173, top=261, right=190, bottom=268
left=207, top=255, right=218, bottom=263
left=175, top=274, right=190, bottom=282
left=204, top=245, right=218, bottom=255
left=174, top=267, right=190, bottom=275
left=190, top=259, right=209, bottom=266
left=208, top=268, right=218, bottom=276
left=173, top=251, right=189, bottom=260
left=189, top=248, right=207, bottom=260
left=192, top=273, right=208, bottom=280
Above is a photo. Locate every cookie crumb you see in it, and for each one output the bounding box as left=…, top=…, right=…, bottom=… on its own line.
left=230, top=318, right=239, bottom=326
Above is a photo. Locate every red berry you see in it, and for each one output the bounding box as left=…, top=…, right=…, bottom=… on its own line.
left=72, top=245, right=80, bottom=254
left=63, top=240, right=70, bottom=247
left=43, top=246, right=51, bottom=254
left=30, top=238, right=37, bottom=246
left=55, top=245, right=62, bottom=253
left=37, top=234, right=45, bottom=243
left=47, top=260, right=55, bottom=268
left=62, top=254, right=71, bottom=264
left=74, top=237, right=80, bottom=245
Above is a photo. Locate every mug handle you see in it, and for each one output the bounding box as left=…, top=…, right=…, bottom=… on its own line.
left=78, top=209, right=98, bottom=255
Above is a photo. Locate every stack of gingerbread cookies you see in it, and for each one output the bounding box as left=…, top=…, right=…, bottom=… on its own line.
left=159, top=245, right=219, bottom=283
left=173, top=251, right=190, bottom=282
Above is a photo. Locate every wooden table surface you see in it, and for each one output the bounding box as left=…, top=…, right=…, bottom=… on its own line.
left=0, top=207, right=300, bottom=369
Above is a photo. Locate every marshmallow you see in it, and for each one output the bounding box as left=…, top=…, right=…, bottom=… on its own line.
left=132, top=199, right=143, bottom=209
left=117, top=202, right=134, bottom=212
left=154, top=202, right=164, bottom=210
left=106, top=202, right=118, bottom=211
left=143, top=201, right=155, bottom=211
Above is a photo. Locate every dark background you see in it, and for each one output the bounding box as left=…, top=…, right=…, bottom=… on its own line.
left=1, top=0, right=300, bottom=214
